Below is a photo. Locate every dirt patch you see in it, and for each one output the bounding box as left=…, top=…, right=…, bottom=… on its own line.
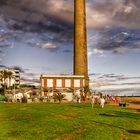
left=122, top=97, right=140, bottom=104
left=18, top=107, right=30, bottom=110
left=107, top=103, right=119, bottom=107
left=55, top=126, right=90, bottom=140
left=119, top=131, right=127, bottom=140
left=53, top=113, right=77, bottom=120
left=55, top=133, right=76, bottom=140
left=107, top=102, right=140, bottom=110
left=127, top=104, right=140, bottom=110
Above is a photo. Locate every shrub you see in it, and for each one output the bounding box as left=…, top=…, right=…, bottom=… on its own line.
left=0, top=95, right=7, bottom=101
left=54, top=92, right=65, bottom=103
left=119, top=102, right=129, bottom=107
left=0, top=88, right=4, bottom=95
left=39, top=97, right=44, bottom=102
left=22, top=96, right=27, bottom=103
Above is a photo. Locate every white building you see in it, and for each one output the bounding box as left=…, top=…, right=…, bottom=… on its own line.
left=13, top=70, right=20, bottom=86
left=40, top=74, right=85, bottom=101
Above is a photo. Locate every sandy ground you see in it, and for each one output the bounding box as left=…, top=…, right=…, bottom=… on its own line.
left=107, top=103, right=140, bottom=109
left=107, top=97, right=140, bottom=109
left=127, top=103, right=140, bottom=109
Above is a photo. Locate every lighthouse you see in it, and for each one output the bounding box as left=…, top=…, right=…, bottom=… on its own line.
left=74, top=0, right=89, bottom=87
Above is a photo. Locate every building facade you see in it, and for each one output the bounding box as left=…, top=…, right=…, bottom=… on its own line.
left=40, top=75, right=85, bottom=99
left=13, top=70, right=20, bottom=86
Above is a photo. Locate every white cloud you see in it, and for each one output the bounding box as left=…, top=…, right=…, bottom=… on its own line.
left=88, top=48, right=105, bottom=57
left=124, top=6, right=133, bottom=13
left=40, top=43, right=57, bottom=49
left=33, top=42, right=59, bottom=51
left=93, top=48, right=104, bottom=55
left=88, top=51, right=93, bottom=57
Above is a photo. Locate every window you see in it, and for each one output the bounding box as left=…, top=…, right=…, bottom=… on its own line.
left=56, top=79, right=62, bottom=87
left=65, top=79, right=71, bottom=87
left=74, top=79, right=80, bottom=87
left=47, top=79, right=53, bottom=87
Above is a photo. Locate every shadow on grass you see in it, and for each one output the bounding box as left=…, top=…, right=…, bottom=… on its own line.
left=97, top=111, right=140, bottom=135
left=91, top=120, right=140, bottom=135
left=127, top=130, right=140, bottom=134
left=99, top=110, right=140, bottom=119
left=99, top=113, right=119, bottom=117
left=70, top=104, right=90, bottom=108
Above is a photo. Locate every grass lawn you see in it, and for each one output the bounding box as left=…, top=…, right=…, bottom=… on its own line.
left=0, top=103, right=140, bottom=140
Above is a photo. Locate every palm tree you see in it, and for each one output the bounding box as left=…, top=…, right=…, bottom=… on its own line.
left=0, top=70, right=15, bottom=95
left=7, top=71, right=14, bottom=88
left=54, top=89, right=65, bottom=104
left=0, top=70, right=9, bottom=95
left=0, top=71, right=2, bottom=85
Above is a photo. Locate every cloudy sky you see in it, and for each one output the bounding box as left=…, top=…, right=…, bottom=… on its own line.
left=0, top=0, right=140, bottom=95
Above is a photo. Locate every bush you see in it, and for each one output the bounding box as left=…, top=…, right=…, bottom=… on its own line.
left=39, top=97, right=44, bottom=102
left=0, top=88, right=4, bottom=95
left=22, top=96, right=27, bottom=103
left=54, top=92, right=65, bottom=103
left=0, top=95, right=7, bottom=101
left=119, top=102, right=129, bottom=107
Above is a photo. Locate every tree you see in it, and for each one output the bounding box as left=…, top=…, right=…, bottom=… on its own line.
left=83, top=86, right=91, bottom=101
left=7, top=71, right=14, bottom=88
left=54, top=90, right=65, bottom=104
left=1, top=70, right=9, bottom=85
left=0, top=70, right=15, bottom=95
left=0, top=70, right=9, bottom=95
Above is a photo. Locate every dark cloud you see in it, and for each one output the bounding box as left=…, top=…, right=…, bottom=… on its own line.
left=117, top=76, right=140, bottom=80
left=106, top=82, right=140, bottom=86
left=90, top=27, right=140, bottom=54
left=20, top=77, right=40, bottom=85
left=101, top=73, right=124, bottom=79
left=89, top=73, right=102, bottom=76
left=88, top=0, right=140, bottom=29
left=1, top=0, right=140, bottom=32
left=6, top=18, right=71, bottom=34
left=0, top=0, right=73, bottom=32
left=0, top=64, right=7, bottom=68
left=93, top=73, right=140, bottom=81
left=10, top=66, right=25, bottom=73
left=19, top=69, right=40, bottom=85
left=0, top=0, right=74, bottom=51
left=120, top=83, right=140, bottom=86
left=1, top=0, right=140, bottom=54
left=0, top=40, right=11, bottom=48
left=90, top=72, right=140, bottom=88
left=0, top=65, right=25, bottom=74
left=100, top=88, right=140, bottom=96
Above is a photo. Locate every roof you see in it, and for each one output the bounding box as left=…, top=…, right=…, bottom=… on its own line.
left=41, top=74, right=85, bottom=78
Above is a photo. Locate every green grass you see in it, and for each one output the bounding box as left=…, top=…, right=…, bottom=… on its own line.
left=0, top=103, right=140, bottom=140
